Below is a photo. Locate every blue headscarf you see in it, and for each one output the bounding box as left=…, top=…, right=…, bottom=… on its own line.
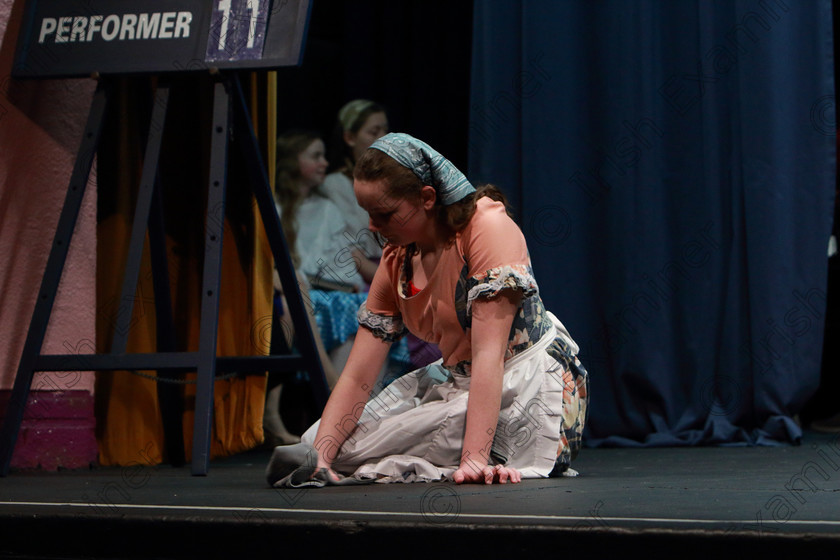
left=369, top=133, right=476, bottom=205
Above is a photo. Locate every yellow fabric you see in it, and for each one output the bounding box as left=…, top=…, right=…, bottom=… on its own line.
left=96, top=74, right=275, bottom=466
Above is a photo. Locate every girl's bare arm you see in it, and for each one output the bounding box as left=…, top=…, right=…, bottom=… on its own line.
left=312, top=326, right=391, bottom=471
left=454, top=291, right=523, bottom=484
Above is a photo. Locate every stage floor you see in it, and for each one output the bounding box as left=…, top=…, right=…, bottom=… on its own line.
left=1, top=430, right=839, bottom=559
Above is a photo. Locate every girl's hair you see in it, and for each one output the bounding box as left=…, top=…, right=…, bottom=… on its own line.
left=275, top=129, right=323, bottom=266
left=353, top=147, right=510, bottom=244
left=327, top=100, right=387, bottom=176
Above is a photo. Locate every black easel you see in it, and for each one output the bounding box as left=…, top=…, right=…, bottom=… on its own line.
left=0, top=73, right=330, bottom=476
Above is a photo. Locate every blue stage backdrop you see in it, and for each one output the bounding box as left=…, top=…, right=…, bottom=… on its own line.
left=470, top=0, right=836, bottom=446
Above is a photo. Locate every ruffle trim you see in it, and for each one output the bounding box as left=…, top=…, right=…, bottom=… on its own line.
left=466, top=265, right=539, bottom=315
left=357, top=302, right=407, bottom=343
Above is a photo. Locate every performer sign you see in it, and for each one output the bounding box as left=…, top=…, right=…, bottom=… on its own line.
left=13, top=0, right=309, bottom=78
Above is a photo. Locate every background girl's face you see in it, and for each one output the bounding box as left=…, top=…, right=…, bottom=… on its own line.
left=298, top=139, right=328, bottom=190
left=346, top=111, right=389, bottom=163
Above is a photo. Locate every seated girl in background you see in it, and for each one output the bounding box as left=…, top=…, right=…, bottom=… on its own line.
left=322, top=99, right=389, bottom=284
left=324, top=99, right=442, bottom=370
left=266, top=133, right=589, bottom=487
left=273, top=130, right=409, bottom=383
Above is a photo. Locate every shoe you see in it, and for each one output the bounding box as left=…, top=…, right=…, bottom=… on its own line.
left=264, top=426, right=301, bottom=446
left=810, top=411, right=840, bottom=433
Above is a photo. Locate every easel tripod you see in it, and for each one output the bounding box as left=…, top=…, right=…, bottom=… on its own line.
left=0, top=72, right=330, bottom=476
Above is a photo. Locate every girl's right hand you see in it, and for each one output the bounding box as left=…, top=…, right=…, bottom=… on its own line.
left=453, top=462, right=522, bottom=485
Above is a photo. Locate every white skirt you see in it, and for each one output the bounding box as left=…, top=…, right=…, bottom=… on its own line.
left=301, top=312, right=589, bottom=483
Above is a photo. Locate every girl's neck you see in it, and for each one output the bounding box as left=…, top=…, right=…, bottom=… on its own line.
left=413, top=206, right=446, bottom=254
left=414, top=228, right=446, bottom=255
left=299, top=181, right=316, bottom=198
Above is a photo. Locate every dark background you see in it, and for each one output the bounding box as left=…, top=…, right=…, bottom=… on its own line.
left=468, top=0, right=838, bottom=444
left=274, top=0, right=474, bottom=172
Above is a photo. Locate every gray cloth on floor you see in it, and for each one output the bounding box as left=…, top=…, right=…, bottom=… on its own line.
left=266, top=442, right=373, bottom=488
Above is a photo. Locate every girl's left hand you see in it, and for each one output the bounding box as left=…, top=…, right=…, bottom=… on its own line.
left=453, top=462, right=522, bottom=485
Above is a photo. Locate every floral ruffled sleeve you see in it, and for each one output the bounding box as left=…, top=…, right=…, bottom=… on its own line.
left=465, top=264, right=538, bottom=315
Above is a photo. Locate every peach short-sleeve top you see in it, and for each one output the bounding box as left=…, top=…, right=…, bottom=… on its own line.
left=358, top=197, right=553, bottom=374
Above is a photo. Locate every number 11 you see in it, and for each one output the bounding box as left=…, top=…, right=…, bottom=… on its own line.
left=246, top=0, right=259, bottom=49
left=217, top=0, right=232, bottom=51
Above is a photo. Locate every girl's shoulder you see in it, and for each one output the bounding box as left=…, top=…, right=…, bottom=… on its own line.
left=300, top=193, right=343, bottom=222
left=322, top=170, right=352, bottom=190
left=459, top=197, right=522, bottom=243
left=474, top=196, right=511, bottom=223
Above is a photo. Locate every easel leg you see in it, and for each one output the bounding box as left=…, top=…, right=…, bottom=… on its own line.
left=110, top=84, right=170, bottom=354
left=0, top=84, right=109, bottom=476
left=230, top=74, right=330, bottom=411
left=105, top=83, right=185, bottom=467
left=191, top=81, right=230, bottom=476
left=149, top=174, right=185, bottom=467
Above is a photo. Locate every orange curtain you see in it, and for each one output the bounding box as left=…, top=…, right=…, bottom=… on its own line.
left=95, top=72, right=276, bottom=466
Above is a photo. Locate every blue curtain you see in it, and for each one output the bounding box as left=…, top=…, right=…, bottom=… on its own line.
left=470, top=0, right=836, bottom=446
